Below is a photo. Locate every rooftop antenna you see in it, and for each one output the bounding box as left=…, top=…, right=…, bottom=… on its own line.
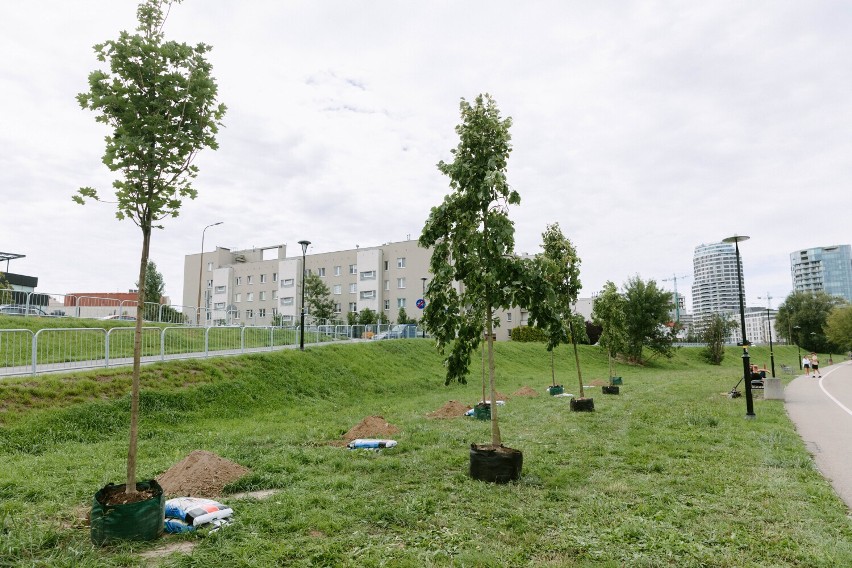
left=662, top=273, right=691, bottom=322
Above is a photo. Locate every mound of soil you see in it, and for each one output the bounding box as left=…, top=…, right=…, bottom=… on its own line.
left=427, top=400, right=471, bottom=418
left=588, top=379, right=609, bottom=387
left=156, top=450, right=250, bottom=498
left=512, top=386, right=538, bottom=397
left=342, top=415, right=400, bottom=441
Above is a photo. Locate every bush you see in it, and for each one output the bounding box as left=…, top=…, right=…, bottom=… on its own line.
left=510, top=325, right=548, bottom=342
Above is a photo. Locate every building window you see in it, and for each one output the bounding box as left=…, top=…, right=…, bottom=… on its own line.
left=349, top=283, right=357, bottom=293
left=384, top=260, right=389, bottom=270
left=272, top=273, right=278, bottom=282
left=260, top=274, right=267, bottom=283
left=507, top=313, right=513, bottom=323
left=235, top=293, right=242, bottom=303
left=397, top=257, right=406, bottom=268
left=207, top=262, right=213, bottom=271
left=272, top=290, right=278, bottom=300
left=360, top=290, right=376, bottom=299
left=334, top=265, right=341, bottom=276
left=283, top=315, right=294, bottom=323
left=282, top=278, right=294, bottom=288
left=246, top=309, right=254, bottom=319
left=349, top=302, right=358, bottom=313
left=397, top=298, right=407, bottom=308
left=282, top=297, right=294, bottom=306
left=397, top=277, right=406, bottom=289
left=259, top=291, right=266, bottom=301
left=214, top=285, right=226, bottom=293
left=258, top=308, right=266, bottom=318
left=247, top=292, right=254, bottom=302
left=206, top=279, right=213, bottom=288
left=384, top=300, right=390, bottom=311
left=384, top=280, right=390, bottom=291
left=235, top=276, right=242, bottom=285
left=214, top=302, right=225, bottom=309
left=272, top=308, right=278, bottom=316
left=333, top=285, right=342, bottom=295
left=334, top=303, right=342, bottom=314
left=349, top=264, right=357, bottom=275
left=247, top=275, right=253, bottom=285
left=360, top=270, right=376, bottom=280
left=318, top=267, right=326, bottom=277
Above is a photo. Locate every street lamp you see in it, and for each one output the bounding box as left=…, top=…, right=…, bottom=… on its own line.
left=758, top=295, right=776, bottom=378
left=196, top=221, right=223, bottom=325
left=794, top=325, right=802, bottom=368
left=298, top=240, right=311, bottom=351
left=421, top=277, right=427, bottom=338
left=722, top=234, right=754, bottom=418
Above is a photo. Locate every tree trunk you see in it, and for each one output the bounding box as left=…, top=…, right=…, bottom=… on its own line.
left=570, top=320, right=584, bottom=398
left=551, top=349, right=556, bottom=387
left=126, top=224, right=151, bottom=494
left=487, top=305, right=501, bottom=446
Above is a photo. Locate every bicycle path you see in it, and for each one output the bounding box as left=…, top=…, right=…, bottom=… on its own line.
left=785, top=360, right=852, bottom=510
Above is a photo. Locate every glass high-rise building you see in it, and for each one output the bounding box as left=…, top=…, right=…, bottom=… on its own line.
left=692, top=242, right=744, bottom=328
left=790, top=244, right=852, bottom=302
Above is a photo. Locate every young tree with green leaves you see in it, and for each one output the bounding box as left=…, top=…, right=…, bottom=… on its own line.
left=533, top=223, right=583, bottom=395
left=699, top=312, right=736, bottom=365
left=592, top=281, right=627, bottom=379
left=397, top=307, right=411, bottom=324
left=137, top=260, right=164, bottom=321
left=75, top=0, right=226, bottom=496
left=825, top=306, right=852, bottom=353
left=304, top=272, right=335, bottom=323
left=776, top=291, right=847, bottom=352
left=420, top=94, right=529, bottom=448
left=622, top=276, right=675, bottom=363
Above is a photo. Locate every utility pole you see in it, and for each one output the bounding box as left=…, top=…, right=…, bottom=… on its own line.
left=757, top=293, right=776, bottom=378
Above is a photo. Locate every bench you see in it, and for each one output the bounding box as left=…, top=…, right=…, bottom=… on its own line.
left=780, top=364, right=793, bottom=375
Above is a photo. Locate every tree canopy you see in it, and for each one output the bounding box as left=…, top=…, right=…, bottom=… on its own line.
left=304, top=272, right=335, bottom=324
left=622, top=276, right=675, bottom=363
left=825, top=306, right=852, bottom=352
left=699, top=312, right=736, bottom=365
left=776, top=291, right=847, bottom=352
left=592, top=280, right=627, bottom=377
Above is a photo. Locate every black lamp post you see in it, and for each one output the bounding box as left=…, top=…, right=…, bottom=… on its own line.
left=758, top=295, right=776, bottom=378
left=723, top=234, right=754, bottom=418
left=196, top=221, right=223, bottom=325
left=794, top=325, right=801, bottom=368
left=421, top=277, right=427, bottom=338
left=298, top=240, right=311, bottom=351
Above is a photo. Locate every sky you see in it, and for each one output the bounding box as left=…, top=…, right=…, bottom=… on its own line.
left=2, top=0, right=850, bottom=312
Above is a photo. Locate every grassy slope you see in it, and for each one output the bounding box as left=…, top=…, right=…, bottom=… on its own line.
left=0, top=341, right=849, bottom=567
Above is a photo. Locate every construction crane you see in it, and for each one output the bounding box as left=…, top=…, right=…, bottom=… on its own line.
left=662, top=273, right=691, bottom=323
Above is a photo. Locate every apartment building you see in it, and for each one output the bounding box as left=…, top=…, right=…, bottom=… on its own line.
left=691, top=241, right=744, bottom=329
left=790, top=244, right=852, bottom=302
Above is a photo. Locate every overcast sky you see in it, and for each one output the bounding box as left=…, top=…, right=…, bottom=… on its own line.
left=2, top=1, right=850, bottom=312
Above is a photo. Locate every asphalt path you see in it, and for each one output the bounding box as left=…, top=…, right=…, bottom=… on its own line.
left=785, top=359, right=852, bottom=509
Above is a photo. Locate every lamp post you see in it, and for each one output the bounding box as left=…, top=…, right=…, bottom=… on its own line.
left=758, top=294, right=776, bottom=378
left=421, top=277, right=427, bottom=338
left=196, top=221, right=223, bottom=325
left=794, top=325, right=801, bottom=368
left=298, top=240, right=311, bottom=351
left=723, top=234, right=754, bottom=418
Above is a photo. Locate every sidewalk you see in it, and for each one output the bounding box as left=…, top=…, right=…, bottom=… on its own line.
left=785, top=360, right=852, bottom=510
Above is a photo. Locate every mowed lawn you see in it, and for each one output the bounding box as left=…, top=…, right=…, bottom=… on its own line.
left=0, top=340, right=849, bottom=567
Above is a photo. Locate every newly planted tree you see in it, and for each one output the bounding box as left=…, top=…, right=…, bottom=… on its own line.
left=592, top=281, right=626, bottom=380
left=76, top=0, right=225, bottom=497
left=699, top=313, right=736, bottom=365
left=420, top=94, right=529, bottom=462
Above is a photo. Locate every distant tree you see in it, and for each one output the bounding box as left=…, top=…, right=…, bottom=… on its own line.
left=304, top=273, right=335, bottom=323
left=0, top=273, right=12, bottom=305
left=75, top=0, right=226, bottom=496
left=136, top=260, right=164, bottom=321
left=584, top=321, right=603, bottom=345
left=622, top=276, right=675, bottom=363
left=592, top=281, right=627, bottom=378
left=699, top=313, right=736, bottom=365
left=420, top=93, right=532, bottom=448
left=271, top=313, right=285, bottom=327
left=776, top=291, right=847, bottom=352
left=825, top=306, right=852, bottom=352
left=358, top=308, right=379, bottom=326
left=346, top=312, right=357, bottom=326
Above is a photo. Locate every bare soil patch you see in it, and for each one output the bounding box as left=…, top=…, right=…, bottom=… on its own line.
left=156, top=450, right=250, bottom=498
left=427, top=400, right=471, bottom=418
left=512, top=386, right=539, bottom=397
left=342, top=415, right=400, bottom=441
left=588, top=379, right=609, bottom=387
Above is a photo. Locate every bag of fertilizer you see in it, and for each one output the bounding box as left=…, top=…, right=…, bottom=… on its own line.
left=164, top=497, right=233, bottom=527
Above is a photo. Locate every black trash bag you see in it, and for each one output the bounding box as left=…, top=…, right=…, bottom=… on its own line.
left=91, top=480, right=165, bottom=546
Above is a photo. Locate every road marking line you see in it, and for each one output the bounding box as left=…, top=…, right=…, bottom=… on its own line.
left=819, top=367, right=852, bottom=417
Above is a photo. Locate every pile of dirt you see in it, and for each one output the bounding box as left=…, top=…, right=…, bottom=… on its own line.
left=156, top=450, right=250, bottom=498
left=341, top=415, right=400, bottom=441
left=427, top=400, right=471, bottom=418
left=512, top=386, right=538, bottom=397
left=588, top=379, right=609, bottom=387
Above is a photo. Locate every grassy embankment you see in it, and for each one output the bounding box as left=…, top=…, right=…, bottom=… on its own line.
left=1, top=339, right=849, bottom=567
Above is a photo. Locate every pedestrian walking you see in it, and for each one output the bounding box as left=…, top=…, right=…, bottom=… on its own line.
left=803, top=355, right=811, bottom=376
left=811, top=353, right=821, bottom=378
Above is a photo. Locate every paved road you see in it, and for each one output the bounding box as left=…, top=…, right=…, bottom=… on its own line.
left=785, top=359, right=852, bottom=509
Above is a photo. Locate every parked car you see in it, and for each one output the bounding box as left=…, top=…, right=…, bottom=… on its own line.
left=0, top=304, right=48, bottom=316
left=386, top=324, right=419, bottom=339
left=100, top=314, right=137, bottom=321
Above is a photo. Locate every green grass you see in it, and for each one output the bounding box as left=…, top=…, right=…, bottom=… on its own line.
left=0, top=341, right=848, bottom=567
